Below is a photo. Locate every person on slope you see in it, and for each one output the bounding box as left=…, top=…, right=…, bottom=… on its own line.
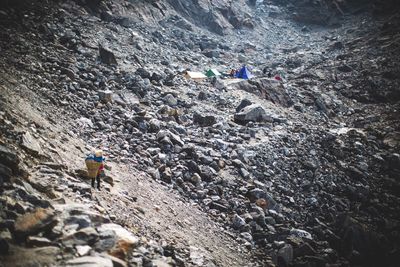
left=85, top=150, right=105, bottom=190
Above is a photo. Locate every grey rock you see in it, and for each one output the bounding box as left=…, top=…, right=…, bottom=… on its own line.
left=151, top=72, right=165, bottom=82
left=76, top=245, right=92, bottom=256
left=135, top=68, right=151, bottom=79
left=98, top=90, right=113, bottom=103
left=236, top=99, right=252, bottom=113
left=193, top=112, right=216, bottom=127
left=247, top=188, right=279, bottom=211
left=65, top=256, right=113, bottom=267
left=99, top=46, right=117, bottom=65
left=96, top=223, right=139, bottom=248
left=290, top=228, right=312, bottom=240
left=65, top=215, right=92, bottom=229
left=0, top=163, right=12, bottom=183
left=294, top=243, right=316, bottom=257
left=232, top=214, right=246, bottom=230
left=21, top=131, right=42, bottom=156
left=163, top=94, right=178, bottom=106
left=0, top=145, right=20, bottom=173
left=210, top=202, right=229, bottom=212
left=203, top=50, right=220, bottom=58
left=190, top=173, right=202, bottom=186
left=278, top=244, right=293, bottom=266
left=27, top=236, right=53, bottom=247
left=240, top=232, right=253, bottom=242
left=240, top=168, right=250, bottom=179
left=68, top=182, right=92, bottom=194
left=63, top=227, right=99, bottom=246
left=234, top=104, right=273, bottom=124
left=95, top=229, right=116, bottom=252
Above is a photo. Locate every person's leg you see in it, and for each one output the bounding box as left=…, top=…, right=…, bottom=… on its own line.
left=91, top=177, right=95, bottom=188
left=96, top=174, right=101, bottom=190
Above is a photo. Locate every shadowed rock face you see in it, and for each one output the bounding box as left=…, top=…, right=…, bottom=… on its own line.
left=165, top=0, right=253, bottom=35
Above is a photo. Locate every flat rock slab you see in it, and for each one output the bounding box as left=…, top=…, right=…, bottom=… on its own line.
left=21, top=131, right=42, bottom=156
left=65, top=256, right=113, bottom=267
left=27, top=236, right=53, bottom=247
left=54, top=204, right=110, bottom=226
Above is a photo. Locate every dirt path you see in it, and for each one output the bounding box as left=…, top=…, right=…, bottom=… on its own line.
left=96, top=163, right=254, bottom=267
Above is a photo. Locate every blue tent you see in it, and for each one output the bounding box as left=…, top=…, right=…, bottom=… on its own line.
left=235, top=66, right=252, bottom=79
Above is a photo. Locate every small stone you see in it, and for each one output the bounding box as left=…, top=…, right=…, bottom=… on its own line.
left=163, top=94, right=178, bottom=106
left=98, top=90, right=113, bottom=103
left=76, top=245, right=92, bottom=256
left=27, top=236, right=53, bottom=247
left=290, top=228, right=312, bottom=240
left=232, top=214, right=246, bottom=230
left=190, top=173, right=202, bottom=186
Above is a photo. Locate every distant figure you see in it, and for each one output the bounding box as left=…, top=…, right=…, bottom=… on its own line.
left=229, top=69, right=236, bottom=77
left=85, top=150, right=105, bottom=190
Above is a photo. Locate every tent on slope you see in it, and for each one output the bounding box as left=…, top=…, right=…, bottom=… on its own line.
left=184, top=71, right=207, bottom=81
left=235, top=66, right=253, bottom=80
left=205, top=69, right=221, bottom=77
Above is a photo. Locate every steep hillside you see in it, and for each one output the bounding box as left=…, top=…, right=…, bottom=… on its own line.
left=0, top=0, right=399, bottom=267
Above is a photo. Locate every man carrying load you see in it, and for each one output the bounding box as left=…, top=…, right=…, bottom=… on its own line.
left=85, top=150, right=105, bottom=190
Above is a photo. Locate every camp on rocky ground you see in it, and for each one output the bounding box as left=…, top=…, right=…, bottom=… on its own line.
left=0, top=0, right=399, bottom=267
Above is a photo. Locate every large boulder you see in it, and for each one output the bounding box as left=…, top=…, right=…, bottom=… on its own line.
left=234, top=104, right=273, bottom=124
left=232, top=78, right=293, bottom=107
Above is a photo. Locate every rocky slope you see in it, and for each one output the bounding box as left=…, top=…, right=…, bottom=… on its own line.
left=0, top=0, right=399, bottom=266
